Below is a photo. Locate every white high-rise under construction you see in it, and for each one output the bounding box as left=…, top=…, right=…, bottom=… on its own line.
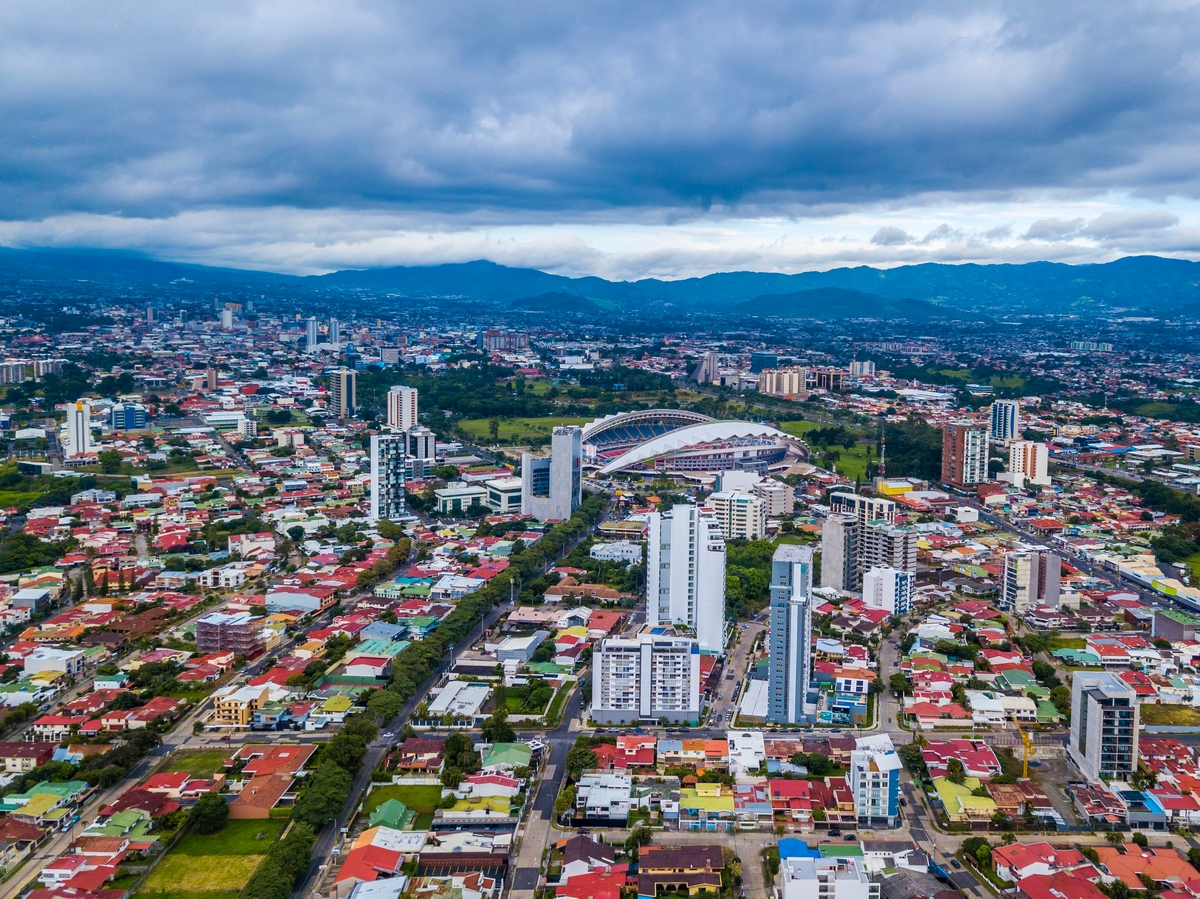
left=387, top=386, right=419, bottom=431
left=65, top=401, right=93, bottom=458
left=646, top=504, right=726, bottom=652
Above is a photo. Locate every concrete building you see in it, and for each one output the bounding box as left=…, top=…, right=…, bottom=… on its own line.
left=24, top=647, right=86, bottom=677
left=196, top=612, right=264, bottom=656
left=1069, top=671, right=1138, bottom=781
left=861, top=522, right=918, bottom=574
left=521, top=425, right=582, bottom=521
left=1001, top=551, right=1061, bottom=611
left=1002, top=440, right=1051, bottom=487
left=829, top=492, right=895, bottom=527
left=237, top=418, right=258, bottom=439
left=328, top=368, right=357, bottom=418
left=693, top=352, right=720, bottom=384
left=820, top=514, right=859, bottom=592
left=590, top=541, right=643, bottom=564
left=406, top=426, right=436, bottom=464
left=306, top=317, right=319, bottom=351
left=1153, top=608, right=1200, bottom=642
left=862, top=566, right=914, bottom=615
left=708, top=491, right=766, bottom=540
left=941, top=422, right=989, bottom=488
left=758, top=366, right=808, bottom=397
left=754, top=478, right=794, bottom=517
left=370, top=433, right=407, bottom=523
left=387, top=386, right=419, bottom=431
left=109, top=403, right=147, bottom=431
left=590, top=632, right=701, bottom=725
left=767, top=545, right=815, bottom=725
left=646, top=504, right=726, bottom=652
left=781, top=856, right=879, bottom=899
left=64, top=401, right=93, bottom=459
left=990, top=399, right=1021, bottom=443
left=849, top=734, right=902, bottom=828
left=750, top=352, right=778, bottom=373
left=484, top=477, right=522, bottom=514
left=329, top=317, right=341, bottom=345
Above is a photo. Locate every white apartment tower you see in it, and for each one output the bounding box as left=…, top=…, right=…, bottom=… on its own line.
left=707, top=491, right=766, bottom=540
left=829, top=492, right=895, bottom=527
left=1069, top=671, right=1138, bottom=781
left=1001, top=551, right=1061, bottom=611
left=767, top=544, right=815, bottom=725
left=306, top=316, right=319, bottom=351
left=65, top=401, right=93, bottom=458
left=369, top=433, right=407, bottom=523
left=1003, top=440, right=1051, bottom=487
left=387, top=385, right=419, bottom=431
left=647, top=504, right=726, bottom=652
left=862, top=566, right=914, bottom=615
left=820, top=514, right=859, bottom=592
left=590, top=632, right=701, bottom=725
left=521, top=426, right=583, bottom=522
left=860, top=522, right=918, bottom=573
left=329, top=368, right=357, bottom=418
left=990, top=399, right=1021, bottom=443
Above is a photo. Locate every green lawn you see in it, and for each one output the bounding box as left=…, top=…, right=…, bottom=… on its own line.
left=778, top=420, right=871, bottom=480
left=364, top=784, right=443, bottom=816
left=412, top=811, right=435, bottom=831
left=459, top=416, right=590, bottom=445
left=1140, top=704, right=1200, bottom=727
left=778, top=421, right=820, bottom=437
left=1184, top=553, right=1200, bottom=585
left=1046, top=637, right=1086, bottom=652
left=135, top=820, right=284, bottom=899
left=160, top=749, right=229, bottom=779
left=0, top=490, right=44, bottom=510
left=172, top=818, right=284, bottom=855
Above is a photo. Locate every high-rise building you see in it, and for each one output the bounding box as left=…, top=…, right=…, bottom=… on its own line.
left=1002, top=440, right=1051, bottom=487
left=829, top=492, right=895, bottom=527
left=758, top=367, right=808, bottom=397
left=590, top=632, right=701, bottom=725
left=767, top=545, right=815, bottom=725
left=406, top=426, right=436, bottom=463
left=205, top=367, right=219, bottom=391
left=820, top=514, right=859, bottom=591
left=753, top=478, right=794, bottom=517
left=861, top=522, right=918, bottom=573
left=1001, top=551, right=1061, bottom=611
left=707, top=491, right=766, bottom=540
left=848, top=734, right=902, bottom=828
left=306, top=316, right=319, bottom=351
left=849, top=361, right=876, bottom=377
left=328, top=368, right=357, bottom=418
left=237, top=418, right=258, bottom=439
left=1069, top=671, right=1138, bottom=781
left=990, top=399, right=1020, bottom=443
left=329, top=318, right=341, bottom=345
left=862, top=566, right=914, bottom=615
left=693, top=353, right=720, bottom=383
left=480, top=330, right=530, bottom=353
left=521, top=426, right=582, bottom=521
left=109, top=403, right=147, bottom=431
left=65, top=401, right=93, bottom=458
left=220, top=308, right=234, bottom=330
left=370, top=433, right=407, bottom=523
left=646, top=504, right=726, bottom=652
left=387, top=385, right=419, bottom=431
left=941, top=422, right=989, bottom=488
left=749, top=352, right=778, bottom=373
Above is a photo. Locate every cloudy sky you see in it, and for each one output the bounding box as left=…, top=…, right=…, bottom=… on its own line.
left=3, top=1, right=1200, bottom=278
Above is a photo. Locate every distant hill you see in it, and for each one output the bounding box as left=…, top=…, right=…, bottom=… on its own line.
left=510, top=291, right=603, bottom=314
left=732, top=287, right=941, bottom=320
left=1, top=248, right=1199, bottom=318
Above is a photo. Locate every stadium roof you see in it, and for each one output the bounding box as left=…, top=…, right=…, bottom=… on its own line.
left=597, top=420, right=797, bottom=474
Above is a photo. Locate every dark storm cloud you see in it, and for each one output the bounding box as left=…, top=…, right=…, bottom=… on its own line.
left=1, top=1, right=1199, bottom=223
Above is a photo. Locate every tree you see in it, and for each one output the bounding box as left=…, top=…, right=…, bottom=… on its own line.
left=341, top=713, right=379, bottom=743
left=624, top=826, right=652, bottom=853
left=889, top=673, right=908, bottom=694
left=366, top=690, right=403, bottom=723
left=323, top=733, right=367, bottom=772
left=488, top=419, right=500, bottom=442
left=946, top=758, right=966, bottom=785
left=189, top=792, right=229, bottom=834
left=441, top=766, right=463, bottom=790
left=97, top=450, right=123, bottom=474
left=293, top=763, right=352, bottom=827
left=1105, top=831, right=1125, bottom=846
left=1131, top=831, right=1148, bottom=848
left=975, top=844, right=991, bottom=869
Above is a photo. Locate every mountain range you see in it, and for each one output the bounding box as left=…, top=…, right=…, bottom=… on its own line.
left=1, top=247, right=1198, bottom=319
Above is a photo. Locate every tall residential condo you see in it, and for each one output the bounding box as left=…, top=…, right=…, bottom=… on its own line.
left=590, top=632, right=701, bottom=725
left=767, top=544, right=815, bottom=725
left=521, top=425, right=583, bottom=522
left=64, top=400, right=93, bottom=459
left=990, top=398, right=1021, bottom=442
left=820, top=513, right=859, bottom=591
left=941, top=421, right=989, bottom=488
left=1001, top=550, right=1061, bottom=611
left=387, top=385, right=419, bottom=431
left=1002, top=440, right=1051, bottom=487
left=646, top=503, right=726, bottom=652
left=369, top=433, right=407, bottom=523
left=328, top=367, right=357, bottom=418
left=829, top=492, right=895, bottom=527
left=306, top=316, right=319, bottom=351
left=1069, top=671, right=1138, bottom=781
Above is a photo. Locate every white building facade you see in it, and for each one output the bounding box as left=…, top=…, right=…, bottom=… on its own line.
left=1002, top=440, right=1051, bottom=487
left=646, top=504, right=726, bottom=652
left=990, top=399, right=1021, bottom=443
left=708, top=491, right=766, bottom=540
left=65, top=401, right=93, bottom=458
left=862, top=566, right=914, bottom=615
left=387, top=386, right=419, bottom=431
left=590, top=632, right=701, bottom=725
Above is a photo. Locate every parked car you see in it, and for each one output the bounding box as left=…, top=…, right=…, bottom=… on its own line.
left=951, top=860, right=962, bottom=869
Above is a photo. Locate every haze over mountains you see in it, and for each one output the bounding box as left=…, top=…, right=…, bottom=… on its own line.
left=1, top=247, right=1197, bottom=319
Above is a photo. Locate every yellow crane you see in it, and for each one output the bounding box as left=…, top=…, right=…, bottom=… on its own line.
left=1008, top=711, right=1034, bottom=778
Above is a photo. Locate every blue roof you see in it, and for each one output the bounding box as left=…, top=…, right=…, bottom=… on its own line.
left=779, top=838, right=820, bottom=859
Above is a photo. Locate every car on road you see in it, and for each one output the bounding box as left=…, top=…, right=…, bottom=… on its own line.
left=843, top=833, right=856, bottom=841
left=828, top=830, right=841, bottom=837
left=382, top=732, right=394, bottom=738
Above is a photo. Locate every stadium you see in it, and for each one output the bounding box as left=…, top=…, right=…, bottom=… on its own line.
left=585, top=411, right=808, bottom=475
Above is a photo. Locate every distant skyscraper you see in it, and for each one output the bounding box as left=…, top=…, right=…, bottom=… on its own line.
left=767, top=544, right=815, bottom=725
left=820, top=513, right=859, bottom=592
left=646, top=504, right=726, bottom=652
left=329, top=318, right=341, bottom=345
left=862, top=566, right=914, bottom=615
left=329, top=368, right=357, bottom=418
left=749, top=352, right=778, bottom=373
left=1001, top=551, right=1061, bottom=611
left=990, top=399, right=1020, bottom=443
left=521, top=426, right=582, bottom=521
left=205, top=367, right=219, bottom=391
left=941, top=422, right=989, bottom=488
left=65, top=401, right=93, bottom=458
left=370, top=433, right=407, bottom=523
left=693, top=352, right=720, bottom=383
left=220, top=308, right=234, bottom=330
left=387, top=385, right=419, bottom=430
left=1003, top=440, right=1051, bottom=487
left=306, top=316, right=319, bottom=351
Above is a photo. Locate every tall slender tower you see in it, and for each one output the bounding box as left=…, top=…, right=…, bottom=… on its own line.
left=767, top=544, right=814, bottom=724
left=387, top=386, right=419, bottom=431
left=645, top=504, right=726, bottom=652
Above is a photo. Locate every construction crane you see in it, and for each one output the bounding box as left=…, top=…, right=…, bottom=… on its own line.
left=1008, top=711, right=1035, bottom=778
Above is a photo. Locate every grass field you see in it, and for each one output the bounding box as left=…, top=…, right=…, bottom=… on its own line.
left=136, top=820, right=284, bottom=899
left=172, top=819, right=284, bottom=855
left=778, top=421, right=820, bottom=437
left=1140, top=704, right=1200, bottom=727
left=1184, top=553, right=1200, bottom=586
left=160, top=749, right=229, bottom=779
left=1046, top=637, right=1087, bottom=652
left=459, top=416, right=590, bottom=445
left=0, top=490, right=43, bottom=510
left=364, top=784, right=443, bottom=816
left=778, top=420, right=873, bottom=481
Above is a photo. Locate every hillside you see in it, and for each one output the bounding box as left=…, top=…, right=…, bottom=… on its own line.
left=732, top=287, right=941, bottom=320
